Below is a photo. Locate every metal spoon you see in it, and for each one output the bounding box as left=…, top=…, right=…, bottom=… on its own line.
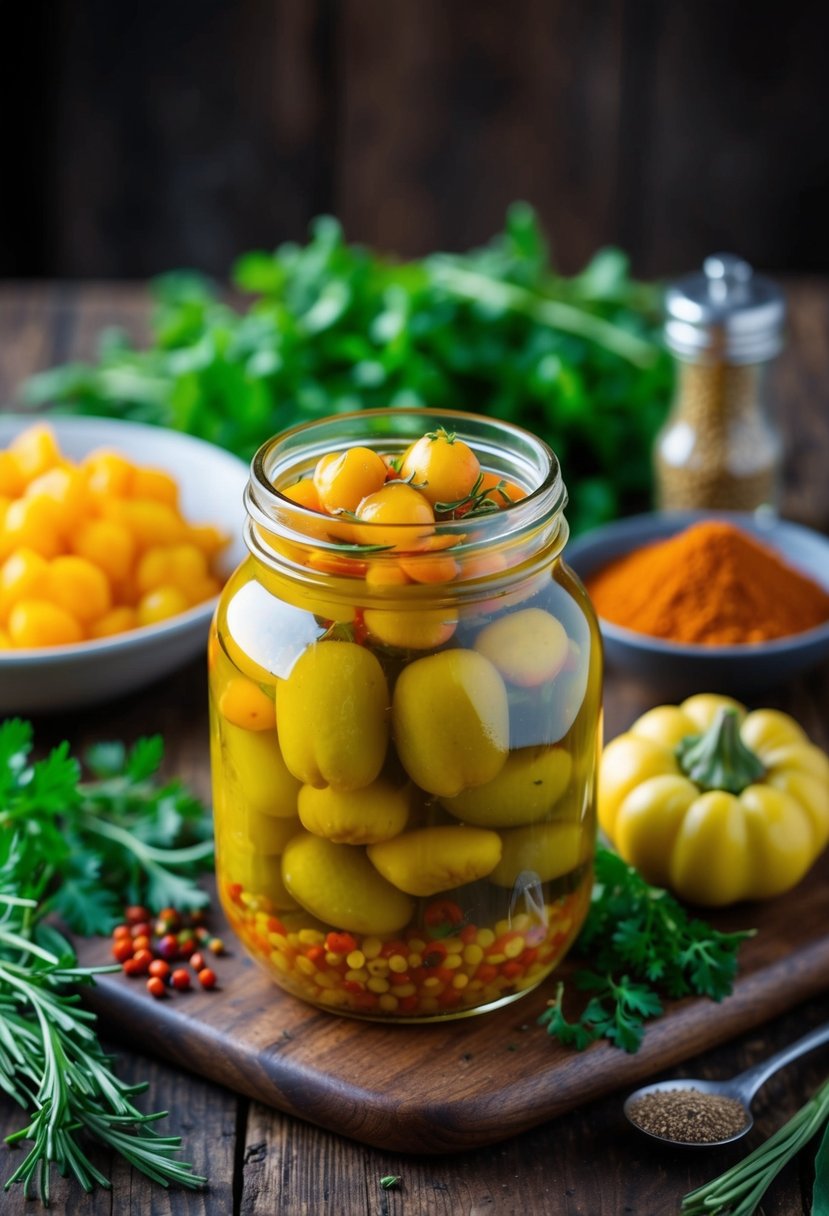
left=624, top=1019, right=829, bottom=1147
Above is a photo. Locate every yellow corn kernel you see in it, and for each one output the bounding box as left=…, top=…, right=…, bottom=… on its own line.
left=131, top=466, right=179, bottom=507
left=70, top=518, right=136, bottom=583
left=0, top=549, right=51, bottom=623
left=104, top=499, right=185, bottom=549
left=218, top=677, right=276, bottom=731
left=25, top=467, right=89, bottom=534
left=136, top=585, right=190, bottom=626
left=187, top=523, right=229, bottom=559
left=83, top=449, right=136, bottom=497
left=8, top=599, right=83, bottom=648
left=88, top=606, right=139, bottom=639
left=1, top=496, right=64, bottom=559
left=0, top=452, right=24, bottom=497
left=49, top=556, right=112, bottom=624
left=8, top=424, right=62, bottom=482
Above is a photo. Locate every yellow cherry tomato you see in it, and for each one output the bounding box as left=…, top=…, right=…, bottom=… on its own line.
left=398, top=427, right=481, bottom=508
left=218, top=676, right=276, bottom=731
left=392, top=648, right=510, bottom=797
left=353, top=482, right=435, bottom=551
left=282, top=477, right=323, bottom=512
left=363, top=604, right=457, bottom=650
left=313, top=446, right=387, bottom=514
left=276, top=641, right=389, bottom=790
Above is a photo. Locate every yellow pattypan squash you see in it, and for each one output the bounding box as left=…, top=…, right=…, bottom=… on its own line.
left=599, top=694, right=829, bottom=907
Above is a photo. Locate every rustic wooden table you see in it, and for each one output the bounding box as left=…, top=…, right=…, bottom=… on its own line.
left=1, top=281, right=828, bottom=1215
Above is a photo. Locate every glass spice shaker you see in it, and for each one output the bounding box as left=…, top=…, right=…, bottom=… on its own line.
left=654, top=253, right=785, bottom=512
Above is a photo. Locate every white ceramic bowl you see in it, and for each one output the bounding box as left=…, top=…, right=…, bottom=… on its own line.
left=0, top=413, right=249, bottom=713
left=565, top=510, right=829, bottom=698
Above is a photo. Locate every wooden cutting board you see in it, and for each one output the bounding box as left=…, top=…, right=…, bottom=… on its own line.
left=75, top=853, right=829, bottom=1154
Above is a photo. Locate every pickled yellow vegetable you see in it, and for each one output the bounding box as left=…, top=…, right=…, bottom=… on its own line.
left=298, top=778, right=410, bottom=844
left=218, top=676, right=276, bottom=731
left=488, top=822, right=588, bottom=887
left=221, top=723, right=301, bottom=818
left=391, top=649, right=509, bottom=797
left=474, top=607, right=570, bottom=687
left=277, top=641, right=389, bottom=790
left=367, top=825, right=502, bottom=896
left=441, top=746, right=572, bottom=828
left=282, top=833, right=413, bottom=934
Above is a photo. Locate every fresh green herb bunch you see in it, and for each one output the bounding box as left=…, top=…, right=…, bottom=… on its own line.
left=0, top=880, right=207, bottom=1202
left=540, top=847, right=754, bottom=1053
left=0, top=718, right=214, bottom=935
left=0, top=719, right=215, bottom=1203
left=22, top=204, right=674, bottom=536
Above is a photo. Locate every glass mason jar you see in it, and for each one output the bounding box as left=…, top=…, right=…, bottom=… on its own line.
left=208, top=409, right=602, bottom=1022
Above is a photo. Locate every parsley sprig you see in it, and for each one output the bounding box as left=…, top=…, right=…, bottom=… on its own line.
left=539, top=847, right=754, bottom=1053
left=0, top=718, right=215, bottom=1202
left=0, top=718, right=213, bottom=935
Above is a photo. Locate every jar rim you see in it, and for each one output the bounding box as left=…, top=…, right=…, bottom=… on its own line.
left=245, top=408, right=567, bottom=565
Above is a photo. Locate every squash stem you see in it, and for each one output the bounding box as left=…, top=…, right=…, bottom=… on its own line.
left=676, top=708, right=766, bottom=794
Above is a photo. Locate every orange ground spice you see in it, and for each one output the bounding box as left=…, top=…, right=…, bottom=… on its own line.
left=586, top=520, right=829, bottom=645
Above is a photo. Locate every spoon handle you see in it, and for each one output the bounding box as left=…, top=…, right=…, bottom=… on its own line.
left=731, top=1019, right=829, bottom=1106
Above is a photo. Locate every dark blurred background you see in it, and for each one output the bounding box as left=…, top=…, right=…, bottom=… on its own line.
left=2, top=0, right=828, bottom=280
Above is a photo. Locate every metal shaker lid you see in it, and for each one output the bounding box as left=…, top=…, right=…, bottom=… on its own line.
left=664, top=253, right=785, bottom=363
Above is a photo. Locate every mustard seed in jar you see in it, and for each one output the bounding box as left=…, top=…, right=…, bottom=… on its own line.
left=655, top=255, right=785, bottom=513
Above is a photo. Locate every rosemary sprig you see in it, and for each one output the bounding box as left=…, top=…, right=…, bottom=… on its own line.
left=682, top=1075, right=829, bottom=1215
left=0, top=893, right=207, bottom=1203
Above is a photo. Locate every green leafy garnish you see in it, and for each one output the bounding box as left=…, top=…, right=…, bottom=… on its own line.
left=21, top=205, right=674, bottom=536
left=0, top=719, right=215, bottom=1203
left=539, top=847, right=754, bottom=1053
left=0, top=719, right=214, bottom=935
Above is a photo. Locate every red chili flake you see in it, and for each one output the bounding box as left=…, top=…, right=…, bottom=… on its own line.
left=227, top=883, right=243, bottom=903
left=146, top=976, right=167, bottom=999
left=197, top=968, right=218, bottom=990
left=325, top=931, right=357, bottom=955
left=171, top=968, right=191, bottom=992
left=306, top=946, right=326, bottom=968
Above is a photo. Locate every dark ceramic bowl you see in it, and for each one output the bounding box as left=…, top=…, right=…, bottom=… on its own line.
left=564, top=510, right=829, bottom=699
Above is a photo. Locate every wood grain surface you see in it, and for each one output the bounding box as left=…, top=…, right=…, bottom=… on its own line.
left=1, top=281, right=828, bottom=1213
left=73, top=854, right=829, bottom=1154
